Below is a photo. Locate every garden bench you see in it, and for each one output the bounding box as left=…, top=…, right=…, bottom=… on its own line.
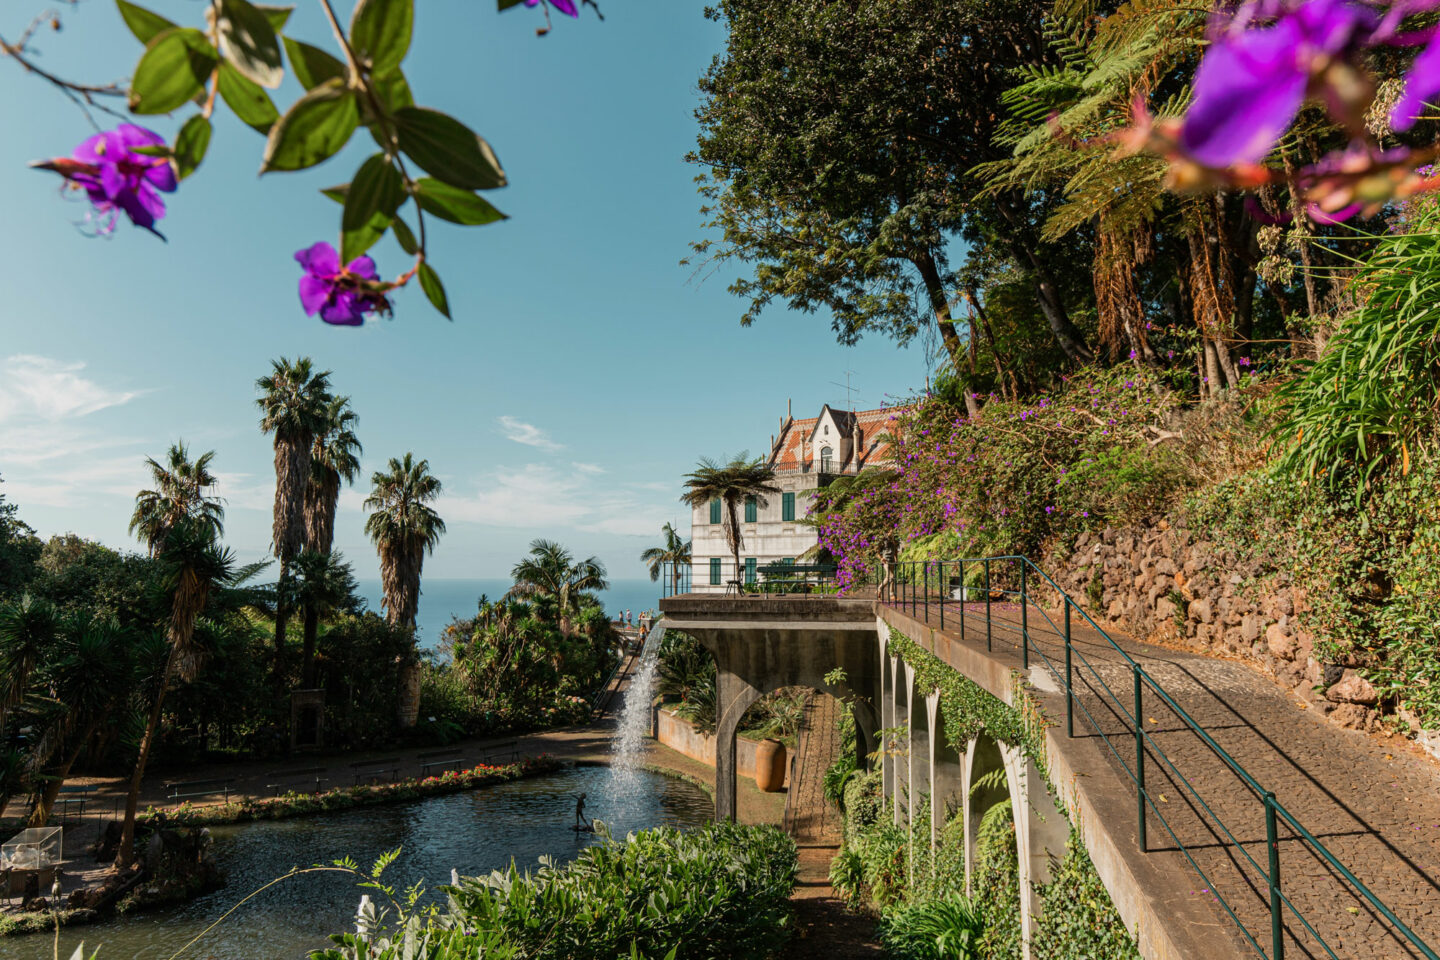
left=265, top=767, right=328, bottom=796
left=417, top=751, right=468, bottom=776
left=164, top=777, right=236, bottom=805
left=350, top=758, right=402, bottom=786
left=477, top=740, right=519, bottom=764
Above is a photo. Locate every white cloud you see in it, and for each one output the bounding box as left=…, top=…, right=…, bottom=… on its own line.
left=497, top=416, right=563, bottom=452
left=0, top=355, right=138, bottom=423
left=441, top=464, right=673, bottom=538
left=572, top=462, right=605, bottom=475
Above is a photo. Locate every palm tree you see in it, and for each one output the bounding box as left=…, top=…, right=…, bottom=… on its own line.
left=293, top=549, right=359, bottom=686
left=305, top=395, right=363, bottom=555
left=128, top=442, right=224, bottom=555
left=0, top=595, right=60, bottom=735
left=640, top=522, right=692, bottom=595
left=256, top=357, right=333, bottom=671
left=680, top=455, right=780, bottom=581
left=363, top=454, right=445, bottom=629
left=116, top=518, right=235, bottom=870
left=510, top=539, right=608, bottom=635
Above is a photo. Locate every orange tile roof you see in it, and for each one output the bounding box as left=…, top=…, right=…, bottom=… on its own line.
left=767, top=405, right=904, bottom=473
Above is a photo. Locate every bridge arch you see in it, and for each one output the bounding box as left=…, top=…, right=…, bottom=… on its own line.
left=905, top=661, right=931, bottom=878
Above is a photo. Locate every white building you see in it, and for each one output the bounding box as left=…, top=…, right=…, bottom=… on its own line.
left=688, top=401, right=899, bottom=591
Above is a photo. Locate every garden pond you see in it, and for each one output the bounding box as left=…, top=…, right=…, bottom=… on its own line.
left=45, top=765, right=712, bottom=959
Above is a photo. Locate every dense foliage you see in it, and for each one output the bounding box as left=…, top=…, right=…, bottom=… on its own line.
left=316, top=822, right=799, bottom=960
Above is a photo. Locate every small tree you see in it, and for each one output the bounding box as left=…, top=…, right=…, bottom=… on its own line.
left=680, top=456, right=780, bottom=581
left=640, top=522, right=692, bottom=595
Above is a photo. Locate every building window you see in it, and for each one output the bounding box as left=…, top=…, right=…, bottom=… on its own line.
left=744, top=496, right=757, bottom=523
left=782, top=492, right=795, bottom=522
left=745, top=557, right=757, bottom=584
left=820, top=446, right=834, bottom=472
left=709, top=498, right=721, bottom=524
left=710, top=557, right=722, bottom=585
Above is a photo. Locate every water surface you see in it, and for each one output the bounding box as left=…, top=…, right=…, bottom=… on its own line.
left=51, top=766, right=710, bottom=960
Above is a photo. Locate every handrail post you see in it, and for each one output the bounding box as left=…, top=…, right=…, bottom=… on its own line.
left=1065, top=601, right=1073, bottom=738
left=984, top=558, right=992, bottom=652
left=1134, top=664, right=1146, bottom=853
left=939, top=561, right=945, bottom=630
left=924, top=561, right=929, bottom=623
left=1266, top=791, right=1284, bottom=960
left=1020, top=563, right=1029, bottom=669
left=959, top=560, right=966, bottom=640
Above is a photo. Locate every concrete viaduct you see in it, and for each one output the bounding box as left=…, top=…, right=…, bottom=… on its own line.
left=658, top=593, right=1247, bottom=960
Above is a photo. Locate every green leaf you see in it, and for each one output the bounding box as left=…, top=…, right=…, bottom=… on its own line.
left=418, top=261, right=451, bottom=319
left=341, top=211, right=391, bottom=264
left=116, top=0, right=177, bottom=45
left=497, top=0, right=527, bottom=9
left=217, top=63, right=279, bottom=133
left=261, top=78, right=358, bottom=173
left=256, top=4, right=294, bottom=32
left=349, top=0, right=413, bottom=76
left=217, top=0, right=284, bottom=88
left=130, top=144, right=172, bottom=157
left=283, top=37, right=347, bottom=90
left=391, top=216, right=419, bottom=255
left=173, top=114, right=212, bottom=180
left=415, top=178, right=506, bottom=225
left=372, top=70, right=414, bottom=113
left=128, top=28, right=218, bottom=115
left=321, top=183, right=348, bottom=204
left=344, top=153, right=405, bottom=231
left=394, top=107, right=506, bottom=190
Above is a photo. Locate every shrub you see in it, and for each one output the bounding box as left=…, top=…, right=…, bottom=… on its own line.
left=881, top=894, right=986, bottom=960
left=422, top=822, right=797, bottom=960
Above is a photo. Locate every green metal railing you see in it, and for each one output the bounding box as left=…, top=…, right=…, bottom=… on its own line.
left=884, top=554, right=1437, bottom=960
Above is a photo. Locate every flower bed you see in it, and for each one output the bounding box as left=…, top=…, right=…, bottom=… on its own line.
left=139, top=755, right=562, bottom=829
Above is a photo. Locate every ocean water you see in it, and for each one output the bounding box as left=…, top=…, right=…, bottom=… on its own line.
left=356, top=578, right=665, bottom=651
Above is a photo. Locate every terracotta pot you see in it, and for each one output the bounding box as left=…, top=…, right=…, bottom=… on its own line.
left=753, top=738, right=787, bottom=792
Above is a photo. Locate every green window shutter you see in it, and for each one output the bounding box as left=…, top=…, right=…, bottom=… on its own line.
left=710, top=558, right=722, bottom=585
left=745, top=496, right=757, bottom=523
left=782, top=492, right=795, bottom=522
left=745, top=557, right=757, bottom=584
left=709, top=498, right=722, bottom=524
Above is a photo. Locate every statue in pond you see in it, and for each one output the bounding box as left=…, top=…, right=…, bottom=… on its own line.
left=575, top=792, right=593, bottom=832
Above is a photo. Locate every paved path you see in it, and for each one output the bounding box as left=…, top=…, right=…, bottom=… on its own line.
left=888, top=594, right=1440, bottom=960
left=785, top=691, right=845, bottom=844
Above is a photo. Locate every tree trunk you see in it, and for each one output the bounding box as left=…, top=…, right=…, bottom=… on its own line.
left=301, top=600, right=320, bottom=687
left=726, top=498, right=743, bottom=587
left=992, top=194, right=1093, bottom=362
left=274, top=560, right=290, bottom=681
left=116, top=648, right=177, bottom=870
left=912, top=250, right=966, bottom=372
left=28, top=725, right=95, bottom=828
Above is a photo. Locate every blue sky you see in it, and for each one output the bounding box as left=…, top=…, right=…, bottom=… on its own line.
left=0, top=0, right=930, bottom=580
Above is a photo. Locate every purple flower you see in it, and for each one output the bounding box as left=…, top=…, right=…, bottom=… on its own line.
left=1393, top=36, right=1440, bottom=131
left=1181, top=0, right=1374, bottom=166
left=294, top=242, right=392, bottom=326
left=35, top=124, right=176, bottom=236
left=525, top=0, right=579, bottom=16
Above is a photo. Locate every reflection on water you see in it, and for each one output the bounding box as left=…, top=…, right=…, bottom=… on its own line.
left=45, top=766, right=711, bottom=960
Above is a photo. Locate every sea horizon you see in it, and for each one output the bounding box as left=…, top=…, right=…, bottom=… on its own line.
left=356, top=578, right=666, bottom=651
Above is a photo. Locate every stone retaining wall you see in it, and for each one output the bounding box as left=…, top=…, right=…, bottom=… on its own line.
left=1045, top=521, right=1404, bottom=740
left=653, top=706, right=788, bottom=788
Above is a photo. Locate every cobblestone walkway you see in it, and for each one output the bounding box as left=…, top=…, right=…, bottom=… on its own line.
left=785, top=691, right=845, bottom=844
left=890, top=594, right=1440, bottom=960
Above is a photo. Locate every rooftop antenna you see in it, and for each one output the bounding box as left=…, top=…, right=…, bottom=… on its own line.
left=829, top=371, right=859, bottom=412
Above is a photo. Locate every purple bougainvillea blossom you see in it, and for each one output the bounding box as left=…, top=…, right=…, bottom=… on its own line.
left=294, top=242, right=392, bottom=326
left=1393, top=31, right=1440, bottom=130
left=33, top=124, right=176, bottom=236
